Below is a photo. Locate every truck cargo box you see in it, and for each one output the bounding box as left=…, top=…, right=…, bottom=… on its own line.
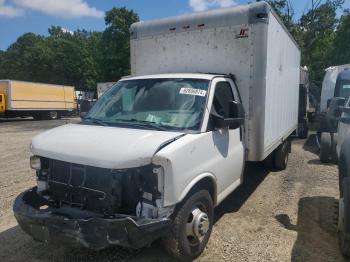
left=0, top=80, right=75, bottom=111
left=130, top=1, right=300, bottom=161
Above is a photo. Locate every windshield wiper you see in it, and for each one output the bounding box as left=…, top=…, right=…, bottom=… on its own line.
left=83, top=117, right=109, bottom=127
left=115, top=119, right=168, bottom=131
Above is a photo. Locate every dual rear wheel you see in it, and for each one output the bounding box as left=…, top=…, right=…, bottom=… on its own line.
left=33, top=111, right=60, bottom=120
left=264, top=140, right=291, bottom=171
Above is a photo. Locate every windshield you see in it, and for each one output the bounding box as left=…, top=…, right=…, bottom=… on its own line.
left=86, top=78, right=209, bottom=131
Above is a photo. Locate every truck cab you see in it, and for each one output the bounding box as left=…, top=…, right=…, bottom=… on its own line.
left=14, top=74, right=247, bottom=260
left=319, top=68, right=350, bottom=163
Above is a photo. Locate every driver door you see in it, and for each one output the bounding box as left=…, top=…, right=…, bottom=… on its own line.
left=206, top=77, right=245, bottom=203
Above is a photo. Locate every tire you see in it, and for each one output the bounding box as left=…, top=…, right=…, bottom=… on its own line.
left=332, top=133, right=339, bottom=163
left=48, top=111, right=59, bottom=120
left=162, top=190, right=214, bottom=261
left=339, top=177, right=350, bottom=256
left=263, top=152, right=275, bottom=169
left=320, top=132, right=332, bottom=163
left=274, top=141, right=290, bottom=170
left=33, top=113, right=43, bottom=120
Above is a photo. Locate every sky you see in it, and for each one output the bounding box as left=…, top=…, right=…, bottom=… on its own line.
left=0, top=0, right=349, bottom=51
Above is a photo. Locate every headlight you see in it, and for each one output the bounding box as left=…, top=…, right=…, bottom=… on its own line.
left=30, top=155, right=41, bottom=170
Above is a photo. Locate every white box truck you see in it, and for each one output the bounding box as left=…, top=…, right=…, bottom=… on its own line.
left=14, top=2, right=300, bottom=260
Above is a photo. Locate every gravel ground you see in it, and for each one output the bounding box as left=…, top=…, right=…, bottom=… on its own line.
left=0, top=118, right=348, bottom=261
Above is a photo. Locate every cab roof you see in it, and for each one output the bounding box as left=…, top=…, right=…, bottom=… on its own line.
left=121, top=73, right=225, bottom=81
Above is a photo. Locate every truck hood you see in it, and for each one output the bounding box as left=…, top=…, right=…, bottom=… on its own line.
left=31, top=123, right=184, bottom=169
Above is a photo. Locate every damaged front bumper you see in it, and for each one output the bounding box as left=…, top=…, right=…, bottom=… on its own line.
left=13, top=188, right=172, bottom=250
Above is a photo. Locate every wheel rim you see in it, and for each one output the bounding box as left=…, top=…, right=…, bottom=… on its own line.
left=49, top=111, right=58, bottom=119
left=186, top=206, right=210, bottom=245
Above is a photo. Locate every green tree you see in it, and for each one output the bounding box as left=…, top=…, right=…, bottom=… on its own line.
left=100, top=7, right=139, bottom=82
left=299, top=1, right=344, bottom=85
left=328, top=11, right=350, bottom=65
left=46, top=26, right=100, bottom=90
left=265, top=0, right=345, bottom=87
left=1, top=33, right=52, bottom=82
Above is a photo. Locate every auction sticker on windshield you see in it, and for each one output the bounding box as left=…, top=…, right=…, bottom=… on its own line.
left=180, top=87, right=207, bottom=97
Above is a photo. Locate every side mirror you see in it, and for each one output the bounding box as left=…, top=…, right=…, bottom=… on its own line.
left=229, top=101, right=245, bottom=119
left=327, top=97, right=346, bottom=118
left=211, top=101, right=245, bottom=130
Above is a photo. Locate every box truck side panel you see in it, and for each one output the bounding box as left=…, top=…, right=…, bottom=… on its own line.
left=264, top=13, right=300, bottom=156
left=9, top=81, right=71, bottom=110
left=63, top=86, right=75, bottom=110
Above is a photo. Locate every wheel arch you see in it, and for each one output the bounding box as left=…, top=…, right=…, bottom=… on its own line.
left=178, top=173, right=218, bottom=207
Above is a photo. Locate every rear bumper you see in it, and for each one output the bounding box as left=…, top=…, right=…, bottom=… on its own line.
left=13, top=188, right=171, bottom=250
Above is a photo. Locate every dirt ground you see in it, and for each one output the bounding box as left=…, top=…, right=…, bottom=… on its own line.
left=0, top=118, right=348, bottom=262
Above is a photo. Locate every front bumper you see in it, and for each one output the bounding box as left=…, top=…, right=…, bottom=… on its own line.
left=13, top=188, right=171, bottom=250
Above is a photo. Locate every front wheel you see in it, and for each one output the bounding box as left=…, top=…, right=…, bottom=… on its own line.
left=162, top=190, right=213, bottom=261
left=320, top=132, right=332, bottom=163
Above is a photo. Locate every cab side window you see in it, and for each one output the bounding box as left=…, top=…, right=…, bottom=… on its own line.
left=212, top=82, right=235, bottom=118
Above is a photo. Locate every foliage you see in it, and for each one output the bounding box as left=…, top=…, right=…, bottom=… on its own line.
left=328, top=10, right=350, bottom=65
left=99, top=7, right=139, bottom=81
left=0, top=7, right=138, bottom=91
left=265, top=0, right=347, bottom=87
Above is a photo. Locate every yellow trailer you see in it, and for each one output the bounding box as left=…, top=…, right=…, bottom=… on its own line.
left=0, top=80, right=76, bottom=120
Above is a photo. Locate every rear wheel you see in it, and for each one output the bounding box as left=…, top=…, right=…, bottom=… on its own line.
left=274, top=140, right=290, bottom=170
left=162, top=190, right=213, bottom=261
left=33, top=113, right=43, bottom=120
left=263, top=152, right=275, bottom=169
left=320, top=132, right=332, bottom=163
left=339, top=177, right=350, bottom=256
left=48, top=111, right=60, bottom=120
